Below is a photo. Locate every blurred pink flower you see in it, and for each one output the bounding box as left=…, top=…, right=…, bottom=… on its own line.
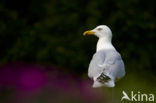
left=0, top=63, right=47, bottom=92
left=18, top=69, right=47, bottom=91
left=0, top=63, right=107, bottom=103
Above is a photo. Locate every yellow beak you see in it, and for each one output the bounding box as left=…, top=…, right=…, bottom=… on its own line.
left=83, top=30, right=95, bottom=36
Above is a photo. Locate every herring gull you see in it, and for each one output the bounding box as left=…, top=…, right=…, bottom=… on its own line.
left=83, top=25, right=125, bottom=88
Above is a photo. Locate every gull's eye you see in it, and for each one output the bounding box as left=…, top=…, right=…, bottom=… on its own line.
left=97, top=28, right=102, bottom=31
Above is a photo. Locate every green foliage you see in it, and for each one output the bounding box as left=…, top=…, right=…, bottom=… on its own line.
left=0, top=0, right=156, bottom=74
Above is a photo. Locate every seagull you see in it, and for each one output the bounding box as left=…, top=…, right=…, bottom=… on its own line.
left=83, top=25, right=125, bottom=88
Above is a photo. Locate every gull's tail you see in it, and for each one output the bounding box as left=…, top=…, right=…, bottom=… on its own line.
left=93, top=73, right=115, bottom=88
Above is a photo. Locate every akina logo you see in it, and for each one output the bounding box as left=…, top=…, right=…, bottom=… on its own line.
left=121, top=91, right=155, bottom=102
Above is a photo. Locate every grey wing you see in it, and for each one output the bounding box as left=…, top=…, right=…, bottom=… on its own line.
left=103, top=51, right=125, bottom=80
left=88, top=51, right=106, bottom=78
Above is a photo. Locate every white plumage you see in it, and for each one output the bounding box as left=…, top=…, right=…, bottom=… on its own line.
left=83, top=25, right=125, bottom=88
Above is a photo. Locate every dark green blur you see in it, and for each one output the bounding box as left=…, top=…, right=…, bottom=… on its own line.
left=0, top=0, right=156, bottom=75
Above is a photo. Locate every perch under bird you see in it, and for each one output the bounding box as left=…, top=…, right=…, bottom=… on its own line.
left=83, top=25, right=125, bottom=88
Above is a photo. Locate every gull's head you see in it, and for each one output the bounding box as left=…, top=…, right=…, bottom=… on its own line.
left=83, top=25, right=112, bottom=39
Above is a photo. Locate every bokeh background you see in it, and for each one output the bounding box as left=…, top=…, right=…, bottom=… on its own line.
left=0, top=0, right=156, bottom=103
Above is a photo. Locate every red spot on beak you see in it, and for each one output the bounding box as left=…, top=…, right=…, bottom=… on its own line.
left=85, top=33, right=88, bottom=35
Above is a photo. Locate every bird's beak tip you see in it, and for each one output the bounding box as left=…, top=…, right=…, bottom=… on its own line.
left=83, top=30, right=95, bottom=36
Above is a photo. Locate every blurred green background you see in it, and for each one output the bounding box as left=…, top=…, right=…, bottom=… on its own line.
left=0, top=0, right=156, bottom=103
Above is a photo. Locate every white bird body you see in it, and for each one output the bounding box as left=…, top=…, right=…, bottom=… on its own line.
left=96, top=37, right=115, bottom=51
left=83, top=25, right=125, bottom=88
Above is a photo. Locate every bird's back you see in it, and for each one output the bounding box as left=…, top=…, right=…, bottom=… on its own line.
left=88, top=49, right=125, bottom=82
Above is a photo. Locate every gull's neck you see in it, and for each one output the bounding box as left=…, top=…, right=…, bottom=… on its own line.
left=96, top=37, right=115, bottom=52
